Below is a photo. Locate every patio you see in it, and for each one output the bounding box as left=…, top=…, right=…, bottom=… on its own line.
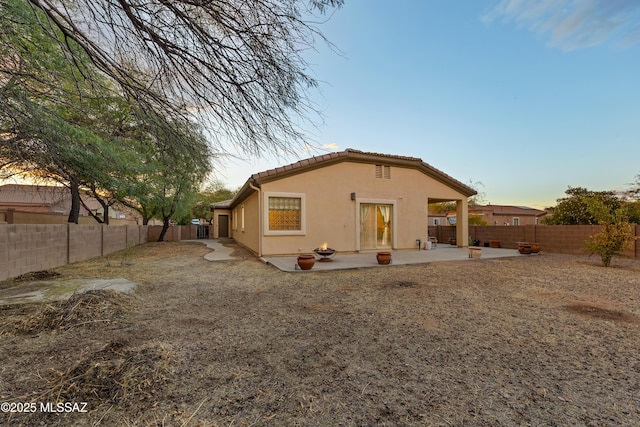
left=261, top=245, right=528, bottom=272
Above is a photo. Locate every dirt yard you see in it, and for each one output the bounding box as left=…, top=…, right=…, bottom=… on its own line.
left=1, top=241, right=639, bottom=426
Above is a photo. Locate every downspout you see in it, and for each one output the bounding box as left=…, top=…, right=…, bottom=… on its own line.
left=249, top=180, right=262, bottom=256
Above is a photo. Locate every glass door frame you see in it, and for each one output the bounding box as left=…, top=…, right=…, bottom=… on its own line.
left=355, top=198, right=397, bottom=251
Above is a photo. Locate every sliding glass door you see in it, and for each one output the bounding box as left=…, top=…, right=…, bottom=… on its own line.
left=359, top=203, right=393, bottom=250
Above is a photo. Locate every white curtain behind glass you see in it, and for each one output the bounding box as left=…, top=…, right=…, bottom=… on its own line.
left=378, top=205, right=391, bottom=246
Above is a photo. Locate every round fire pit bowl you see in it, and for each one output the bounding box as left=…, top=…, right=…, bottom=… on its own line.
left=313, top=248, right=336, bottom=262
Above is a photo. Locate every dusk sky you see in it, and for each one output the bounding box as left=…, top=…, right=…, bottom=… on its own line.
left=218, top=0, right=640, bottom=209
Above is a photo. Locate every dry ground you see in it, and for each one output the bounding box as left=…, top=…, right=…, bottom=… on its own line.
left=1, top=241, right=639, bottom=426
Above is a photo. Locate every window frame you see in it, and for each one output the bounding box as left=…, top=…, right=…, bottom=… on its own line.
left=264, top=192, right=306, bottom=236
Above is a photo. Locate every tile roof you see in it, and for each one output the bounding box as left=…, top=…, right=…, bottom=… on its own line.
left=250, top=149, right=425, bottom=182
left=224, top=149, right=476, bottom=208
left=470, top=205, right=547, bottom=216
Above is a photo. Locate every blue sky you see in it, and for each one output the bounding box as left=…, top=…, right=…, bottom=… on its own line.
left=217, top=0, right=640, bottom=209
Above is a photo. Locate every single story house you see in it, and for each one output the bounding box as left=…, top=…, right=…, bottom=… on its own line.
left=0, top=183, right=140, bottom=223
left=0, top=184, right=87, bottom=214
left=212, top=149, right=477, bottom=256
left=469, top=204, right=547, bottom=226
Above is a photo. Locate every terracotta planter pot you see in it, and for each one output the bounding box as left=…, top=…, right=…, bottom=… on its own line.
left=376, top=251, right=392, bottom=265
left=490, top=240, right=500, bottom=248
left=297, top=254, right=315, bottom=270
left=518, top=244, right=532, bottom=254
left=531, top=243, right=541, bottom=253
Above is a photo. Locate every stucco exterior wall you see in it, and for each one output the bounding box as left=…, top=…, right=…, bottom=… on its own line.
left=0, top=209, right=140, bottom=225
left=231, top=191, right=261, bottom=254
left=479, top=213, right=543, bottom=226
left=212, top=209, right=231, bottom=238
left=258, top=161, right=469, bottom=256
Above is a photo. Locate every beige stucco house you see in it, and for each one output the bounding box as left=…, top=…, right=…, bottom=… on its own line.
left=469, top=205, right=547, bottom=226
left=212, top=149, right=476, bottom=256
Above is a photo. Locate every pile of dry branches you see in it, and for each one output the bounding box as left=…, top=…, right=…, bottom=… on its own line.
left=14, top=290, right=138, bottom=333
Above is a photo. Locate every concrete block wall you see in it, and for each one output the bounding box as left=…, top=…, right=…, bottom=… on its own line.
left=126, top=225, right=140, bottom=248
left=0, top=224, right=68, bottom=281
left=0, top=224, right=149, bottom=281
left=10, top=210, right=69, bottom=224
left=68, top=224, right=103, bottom=263
left=429, top=225, right=640, bottom=259
left=139, top=225, right=149, bottom=244
left=469, top=226, right=528, bottom=248
left=102, top=226, right=127, bottom=256
left=533, top=225, right=597, bottom=255
left=148, top=225, right=181, bottom=242
left=0, top=225, right=6, bottom=280
left=180, top=225, right=198, bottom=240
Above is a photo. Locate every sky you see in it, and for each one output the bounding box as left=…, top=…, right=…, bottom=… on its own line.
left=214, top=0, right=640, bottom=209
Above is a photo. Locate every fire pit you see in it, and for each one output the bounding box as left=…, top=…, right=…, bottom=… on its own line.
left=313, top=243, right=336, bottom=262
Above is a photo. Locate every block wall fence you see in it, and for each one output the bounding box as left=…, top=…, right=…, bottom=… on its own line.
left=428, top=225, right=640, bottom=260
left=0, top=224, right=149, bottom=282
left=2, top=224, right=639, bottom=282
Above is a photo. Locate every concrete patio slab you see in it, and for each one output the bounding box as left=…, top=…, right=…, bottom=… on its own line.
left=262, top=246, right=531, bottom=272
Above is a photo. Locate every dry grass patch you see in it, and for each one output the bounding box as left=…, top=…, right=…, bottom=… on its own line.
left=2, top=244, right=640, bottom=426
left=13, top=290, right=138, bottom=334
left=0, top=270, right=61, bottom=291
left=42, top=341, right=172, bottom=408
left=566, top=302, right=639, bottom=323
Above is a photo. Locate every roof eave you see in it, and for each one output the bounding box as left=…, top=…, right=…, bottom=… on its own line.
left=251, top=150, right=477, bottom=198
left=225, top=178, right=259, bottom=209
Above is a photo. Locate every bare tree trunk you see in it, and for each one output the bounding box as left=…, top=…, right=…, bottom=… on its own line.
left=157, top=218, right=170, bottom=242
left=68, top=178, right=80, bottom=223
left=79, top=197, right=105, bottom=224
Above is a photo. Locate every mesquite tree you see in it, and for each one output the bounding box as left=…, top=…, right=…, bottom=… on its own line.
left=23, top=0, right=343, bottom=156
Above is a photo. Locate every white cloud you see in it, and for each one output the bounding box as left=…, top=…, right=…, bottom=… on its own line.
left=483, top=0, right=640, bottom=50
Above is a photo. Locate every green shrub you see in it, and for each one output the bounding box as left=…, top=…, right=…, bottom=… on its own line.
left=585, top=211, right=635, bottom=267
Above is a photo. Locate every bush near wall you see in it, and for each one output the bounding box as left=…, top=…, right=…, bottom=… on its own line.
left=428, top=225, right=640, bottom=260
left=0, top=224, right=148, bottom=281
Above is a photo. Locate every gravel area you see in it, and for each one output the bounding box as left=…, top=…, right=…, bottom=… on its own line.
left=0, top=241, right=639, bottom=426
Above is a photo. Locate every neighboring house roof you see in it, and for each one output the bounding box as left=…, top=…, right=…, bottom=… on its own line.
left=228, top=149, right=477, bottom=208
left=212, top=199, right=233, bottom=209
left=0, top=184, right=70, bottom=213
left=0, top=184, right=135, bottom=219
left=470, top=205, right=547, bottom=217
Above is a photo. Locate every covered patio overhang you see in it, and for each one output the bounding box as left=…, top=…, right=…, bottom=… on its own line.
left=427, top=197, right=470, bottom=247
